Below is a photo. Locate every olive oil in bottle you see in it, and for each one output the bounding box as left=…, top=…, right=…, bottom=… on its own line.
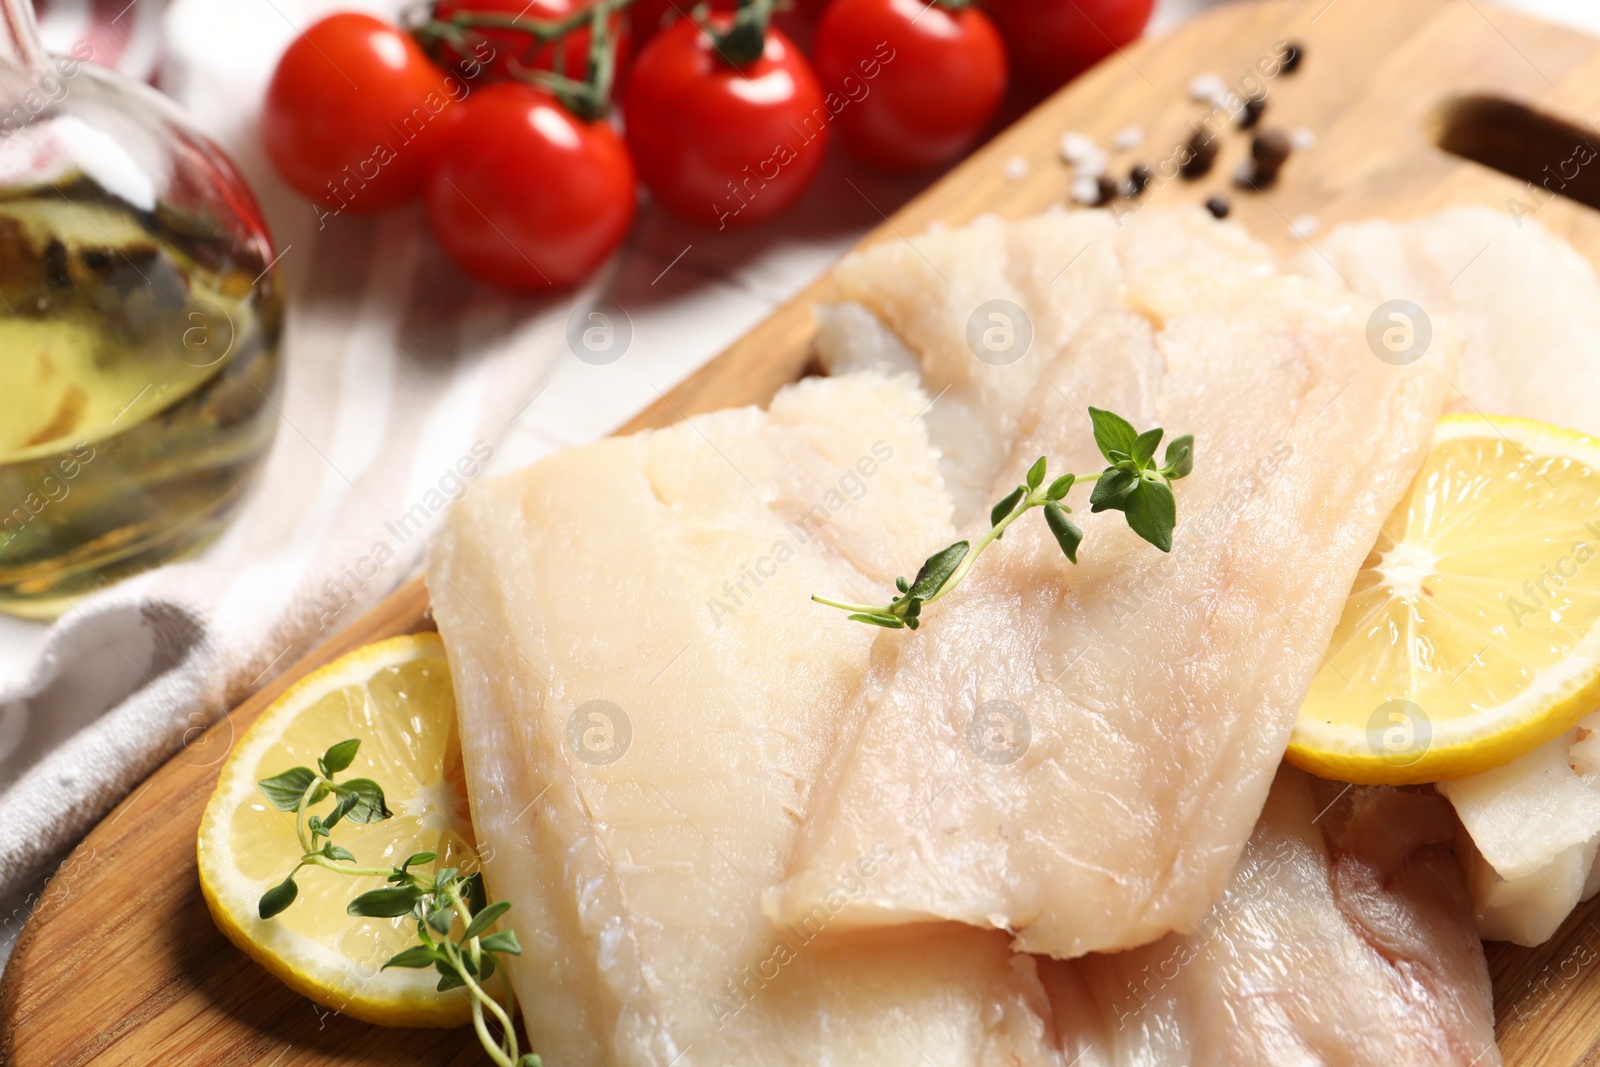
left=0, top=177, right=284, bottom=617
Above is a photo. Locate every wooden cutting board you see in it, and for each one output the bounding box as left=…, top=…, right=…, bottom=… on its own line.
left=8, top=0, right=1600, bottom=1061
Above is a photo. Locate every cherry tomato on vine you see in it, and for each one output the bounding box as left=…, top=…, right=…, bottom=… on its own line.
left=426, top=83, right=637, bottom=290
left=812, top=0, right=1005, bottom=172
left=432, top=0, right=631, bottom=85
left=263, top=13, right=456, bottom=212
left=984, top=0, right=1155, bottom=94
left=623, top=16, right=828, bottom=229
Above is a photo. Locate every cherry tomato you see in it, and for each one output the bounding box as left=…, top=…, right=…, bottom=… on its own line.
left=623, top=17, right=828, bottom=229
left=426, top=83, right=637, bottom=290
left=263, top=13, right=458, bottom=212
left=984, top=0, right=1155, bottom=94
left=432, top=0, right=631, bottom=85
left=628, top=0, right=684, bottom=50
left=812, top=0, right=1005, bottom=172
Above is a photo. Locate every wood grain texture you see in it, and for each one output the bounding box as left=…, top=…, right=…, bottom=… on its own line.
left=8, top=0, right=1600, bottom=1062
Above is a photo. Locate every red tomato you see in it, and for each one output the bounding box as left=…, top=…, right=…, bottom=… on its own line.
left=628, top=0, right=683, bottom=50
left=812, top=0, right=1006, bottom=171
left=432, top=0, right=631, bottom=85
left=263, top=13, right=457, bottom=212
left=425, top=83, right=636, bottom=290
left=984, top=0, right=1154, bottom=94
left=623, top=17, right=828, bottom=229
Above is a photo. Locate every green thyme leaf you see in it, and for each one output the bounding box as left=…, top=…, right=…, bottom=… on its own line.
left=322, top=843, right=356, bottom=863
left=427, top=907, right=454, bottom=937
left=1089, top=407, right=1138, bottom=462
left=348, top=884, right=423, bottom=918
left=989, top=487, right=1025, bottom=530
left=848, top=613, right=905, bottom=629
left=1089, top=468, right=1139, bottom=512
left=335, top=778, right=392, bottom=824
left=1025, top=456, right=1047, bottom=490
left=437, top=971, right=468, bottom=993
left=383, top=945, right=439, bottom=969
left=321, top=791, right=361, bottom=834
left=434, top=867, right=460, bottom=893
left=259, top=873, right=299, bottom=919
left=1164, top=434, right=1194, bottom=479
left=320, top=738, right=361, bottom=776
left=258, top=767, right=319, bottom=811
left=1046, top=474, right=1075, bottom=501
left=462, top=900, right=513, bottom=942
left=462, top=872, right=488, bottom=915
left=401, top=851, right=438, bottom=871
left=1123, top=479, right=1177, bottom=552
left=479, top=929, right=523, bottom=955
left=1132, top=427, right=1164, bottom=465
left=1044, top=504, right=1084, bottom=563
left=908, top=541, right=970, bottom=599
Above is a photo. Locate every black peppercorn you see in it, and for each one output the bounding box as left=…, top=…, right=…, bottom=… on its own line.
left=1127, top=163, right=1152, bottom=196
left=1281, top=41, right=1304, bottom=74
left=1180, top=129, right=1218, bottom=180
left=1251, top=129, right=1293, bottom=185
left=1205, top=196, right=1230, bottom=219
left=1238, top=94, right=1267, bottom=130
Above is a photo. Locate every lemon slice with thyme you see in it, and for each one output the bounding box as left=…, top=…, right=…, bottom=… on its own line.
left=197, top=632, right=478, bottom=1026
left=1288, top=414, right=1600, bottom=785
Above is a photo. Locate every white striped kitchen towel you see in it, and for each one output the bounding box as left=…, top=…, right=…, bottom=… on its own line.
left=0, top=0, right=597, bottom=900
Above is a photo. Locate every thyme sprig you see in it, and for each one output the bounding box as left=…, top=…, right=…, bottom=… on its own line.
left=813, top=408, right=1194, bottom=630
left=257, top=741, right=539, bottom=1067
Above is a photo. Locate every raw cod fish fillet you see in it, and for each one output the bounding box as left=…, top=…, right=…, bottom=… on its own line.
left=1048, top=767, right=1502, bottom=1067
left=1438, top=713, right=1600, bottom=946
left=1292, top=206, right=1600, bottom=435
left=815, top=208, right=1279, bottom=525
left=1295, top=207, right=1600, bottom=944
left=428, top=372, right=1064, bottom=1067
left=773, top=207, right=1454, bottom=959
left=815, top=209, right=1127, bottom=523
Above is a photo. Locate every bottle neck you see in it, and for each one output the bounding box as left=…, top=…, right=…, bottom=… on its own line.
left=0, top=0, right=46, bottom=72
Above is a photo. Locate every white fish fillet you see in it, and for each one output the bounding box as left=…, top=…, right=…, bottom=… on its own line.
left=1440, top=714, right=1600, bottom=946
left=816, top=210, right=1124, bottom=523
left=1296, top=207, right=1600, bottom=943
left=773, top=207, right=1453, bottom=959
left=1048, top=767, right=1502, bottom=1067
left=429, top=371, right=1073, bottom=1066
left=1292, top=205, right=1600, bottom=436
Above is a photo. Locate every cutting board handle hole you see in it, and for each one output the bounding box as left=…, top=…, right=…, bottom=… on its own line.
left=1434, top=94, right=1600, bottom=213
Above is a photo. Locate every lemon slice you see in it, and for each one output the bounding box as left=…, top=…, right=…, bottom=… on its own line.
left=198, top=632, right=478, bottom=1027
left=1289, top=414, right=1600, bottom=785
